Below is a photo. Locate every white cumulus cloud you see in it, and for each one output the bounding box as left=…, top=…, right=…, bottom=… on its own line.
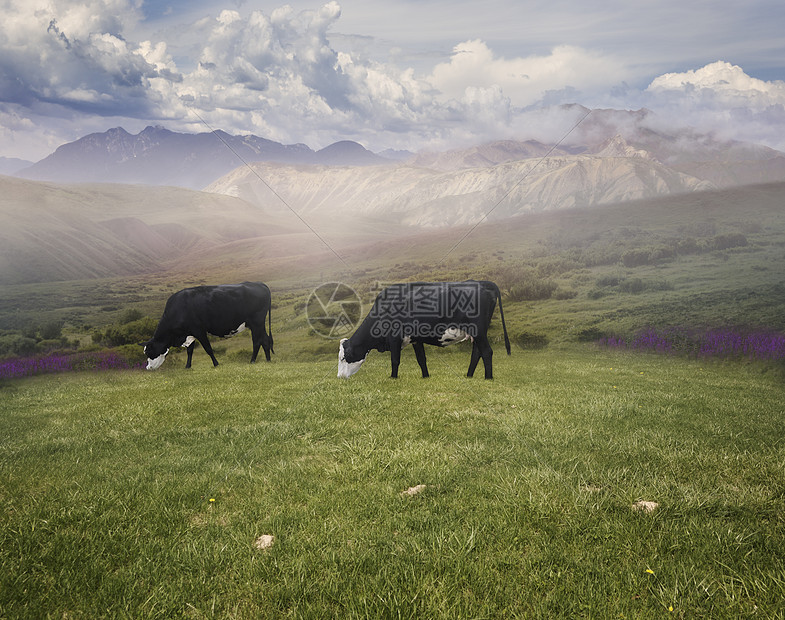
left=644, top=61, right=785, bottom=149
left=1, top=2, right=785, bottom=159
left=429, top=41, right=629, bottom=107
left=648, top=61, right=785, bottom=107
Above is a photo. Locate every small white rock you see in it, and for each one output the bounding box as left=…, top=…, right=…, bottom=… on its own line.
left=401, top=484, right=427, bottom=497
left=632, top=500, right=659, bottom=513
left=254, top=534, right=275, bottom=550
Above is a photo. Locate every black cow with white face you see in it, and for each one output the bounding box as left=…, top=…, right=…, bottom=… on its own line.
left=142, top=282, right=274, bottom=370
left=338, top=280, right=509, bottom=379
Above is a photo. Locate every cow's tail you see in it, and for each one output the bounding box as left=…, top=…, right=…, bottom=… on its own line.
left=268, top=304, right=274, bottom=354
left=495, top=283, right=511, bottom=355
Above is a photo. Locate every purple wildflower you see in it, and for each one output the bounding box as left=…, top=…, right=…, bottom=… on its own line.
left=0, top=351, right=143, bottom=380
left=597, top=328, right=785, bottom=361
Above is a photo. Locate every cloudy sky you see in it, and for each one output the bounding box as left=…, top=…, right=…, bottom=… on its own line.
left=2, top=0, right=784, bottom=161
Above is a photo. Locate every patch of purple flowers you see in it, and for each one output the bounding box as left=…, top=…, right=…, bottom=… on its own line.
left=598, top=327, right=785, bottom=361
left=0, top=351, right=142, bottom=380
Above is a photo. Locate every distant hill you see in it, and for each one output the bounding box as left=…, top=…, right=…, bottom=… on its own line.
left=205, top=151, right=714, bottom=228
left=15, top=126, right=389, bottom=190
left=0, top=174, right=411, bottom=285
left=0, top=175, right=304, bottom=284
left=0, top=157, right=32, bottom=176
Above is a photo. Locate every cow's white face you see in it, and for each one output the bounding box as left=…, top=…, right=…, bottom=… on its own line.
left=440, top=327, right=471, bottom=345
left=143, top=339, right=170, bottom=370
left=338, top=338, right=366, bottom=378
left=145, top=349, right=169, bottom=370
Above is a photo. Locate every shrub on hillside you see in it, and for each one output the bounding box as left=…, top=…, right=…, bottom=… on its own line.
left=508, top=279, right=558, bottom=301
left=712, top=233, right=748, bottom=250
left=120, top=308, right=145, bottom=324
left=596, top=275, right=621, bottom=287
left=618, top=278, right=674, bottom=294
left=489, top=264, right=558, bottom=301
left=40, top=321, right=64, bottom=340
left=621, top=248, right=651, bottom=268
left=575, top=245, right=622, bottom=267
left=576, top=327, right=606, bottom=342
left=553, top=288, right=578, bottom=300
left=20, top=320, right=63, bottom=341
left=0, top=334, right=38, bottom=358
left=92, top=316, right=158, bottom=347
left=621, top=245, right=676, bottom=267
left=673, top=237, right=700, bottom=255
left=535, top=257, right=582, bottom=277
left=619, top=278, right=647, bottom=294
left=515, top=331, right=549, bottom=350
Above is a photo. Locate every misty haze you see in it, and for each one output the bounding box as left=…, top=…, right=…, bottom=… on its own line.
left=2, top=1, right=785, bottom=617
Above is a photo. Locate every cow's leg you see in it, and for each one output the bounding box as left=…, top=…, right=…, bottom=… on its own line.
left=250, top=327, right=261, bottom=363
left=389, top=339, right=402, bottom=378
left=185, top=342, right=196, bottom=369
left=249, top=313, right=272, bottom=363
left=259, top=327, right=273, bottom=362
left=250, top=334, right=260, bottom=363
left=195, top=333, right=219, bottom=367
left=467, top=341, right=482, bottom=377
left=477, top=334, right=494, bottom=380
left=413, top=342, right=429, bottom=378
left=249, top=332, right=272, bottom=363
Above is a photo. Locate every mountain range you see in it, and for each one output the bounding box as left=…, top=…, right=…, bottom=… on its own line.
left=15, top=126, right=394, bottom=189
left=205, top=136, right=724, bottom=228
left=3, top=104, right=785, bottom=285
left=14, top=105, right=785, bottom=194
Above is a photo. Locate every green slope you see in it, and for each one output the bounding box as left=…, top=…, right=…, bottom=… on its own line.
left=0, top=180, right=783, bottom=346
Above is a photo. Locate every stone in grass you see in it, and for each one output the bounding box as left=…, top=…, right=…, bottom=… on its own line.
left=254, top=534, right=275, bottom=550
left=632, top=500, right=659, bottom=513
left=401, top=484, right=427, bottom=497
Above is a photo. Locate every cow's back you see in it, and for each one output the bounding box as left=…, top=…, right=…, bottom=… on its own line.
left=163, top=282, right=270, bottom=335
left=373, top=281, right=495, bottom=324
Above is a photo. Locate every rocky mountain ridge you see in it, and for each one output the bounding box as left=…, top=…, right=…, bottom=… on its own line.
left=205, top=142, right=715, bottom=227
left=15, top=126, right=390, bottom=189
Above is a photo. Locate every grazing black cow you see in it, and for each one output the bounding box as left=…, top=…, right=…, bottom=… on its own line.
left=338, top=280, right=510, bottom=379
left=142, top=282, right=274, bottom=370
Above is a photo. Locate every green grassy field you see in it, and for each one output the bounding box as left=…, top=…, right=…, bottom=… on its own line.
left=2, top=347, right=784, bottom=617
left=2, top=181, right=784, bottom=617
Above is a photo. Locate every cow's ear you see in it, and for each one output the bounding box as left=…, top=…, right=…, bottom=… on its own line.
left=138, top=340, right=150, bottom=347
